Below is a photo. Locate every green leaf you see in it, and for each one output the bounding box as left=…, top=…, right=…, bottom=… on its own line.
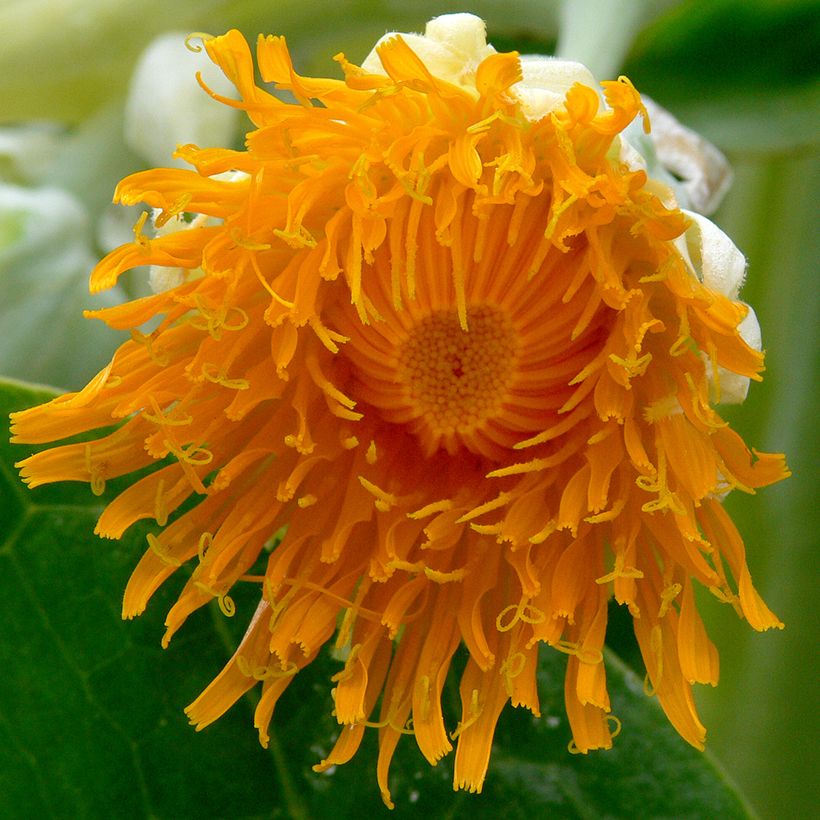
left=623, top=0, right=820, bottom=155
left=3, top=378, right=751, bottom=818
left=626, top=0, right=820, bottom=96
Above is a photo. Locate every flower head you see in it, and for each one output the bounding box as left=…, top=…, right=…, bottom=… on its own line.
left=11, top=13, right=788, bottom=806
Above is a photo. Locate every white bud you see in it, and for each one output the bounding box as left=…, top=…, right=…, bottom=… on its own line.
left=361, top=13, right=494, bottom=91
left=124, top=33, right=239, bottom=167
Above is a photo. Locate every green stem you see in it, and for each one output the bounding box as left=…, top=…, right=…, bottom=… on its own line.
left=208, top=603, right=311, bottom=820
left=556, top=0, right=682, bottom=77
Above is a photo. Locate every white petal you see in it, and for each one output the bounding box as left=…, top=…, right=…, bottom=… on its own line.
left=642, top=96, right=733, bottom=215
left=716, top=305, right=761, bottom=404
left=517, top=56, right=597, bottom=95
left=514, top=87, right=564, bottom=121
left=683, top=210, right=747, bottom=299
left=614, top=134, right=647, bottom=173
left=124, top=33, right=239, bottom=167
left=149, top=265, right=187, bottom=293
left=512, top=57, right=597, bottom=120
left=680, top=212, right=756, bottom=404
left=424, top=13, right=488, bottom=55
left=362, top=14, right=493, bottom=91
left=738, top=303, right=762, bottom=351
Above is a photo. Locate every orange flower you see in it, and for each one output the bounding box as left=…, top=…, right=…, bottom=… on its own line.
left=11, top=14, right=788, bottom=807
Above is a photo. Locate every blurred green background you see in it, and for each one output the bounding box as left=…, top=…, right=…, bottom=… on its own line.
left=1, top=0, right=816, bottom=817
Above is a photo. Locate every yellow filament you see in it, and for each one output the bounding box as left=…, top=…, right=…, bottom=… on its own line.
left=544, top=193, right=578, bottom=247
left=200, top=362, right=249, bottom=390
left=709, top=584, right=743, bottom=618
left=154, top=196, right=193, bottom=229
left=577, top=647, right=604, bottom=665
left=189, top=296, right=250, bottom=339
left=331, top=644, right=362, bottom=684
left=387, top=559, right=424, bottom=574
left=265, top=594, right=291, bottom=632
left=657, top=583, right=682, bottom=618
left=164, top=439, right=214, bottom=466
left=595, top=553, right=644, bottom=585
left=496, top=599, right=545, bottom=632
left=132, top=210, right=149, bottom=246
left=185, top=32, right=214, bottom=53
left=469, top=522, right=503, bottom=536
left=197, top=531, right=213, bottom=561
left=529, top=519, right=557, bottom=544
left=669, top=309, right=693, bottom=357
left=273, top=224, right=317, bottom=248
left=500, top=651, right=526, bottom=695
left=309, top=317, right=350, bottom=355
left=341, top=435, right=359, bottom=450
left=237, top=654, right=297, bottom=680
left=450, top=688, right=481, bottom=740
left=217, top=594, right=236, bottom=617
left=329, top=406, right=364, bottom=422
left=553, top=639, right=576, bottom=656
left=399, top=151, right=433, bottom=205
left=608, top=351, right=653, bottom=380
left=486, top=458, right=551, bottom=478
left=252, top=255, right=295, bottom=308
left=407, top=499, right=453, bottom=520
left=457, top=492, right=512, bottom=524
left=275, top=577, right=383, bottom=624
left=146, top=533, right=181, bottom=567
left=669, top=335, right=695, bottom=357
left=229, top=229, right=271, bottom=251
left=423, top=566, right=467, bottom=583
left=84, top=444, right=106, bottom=496
left=306, top=355, right=357, bottom=409
left=358, top=476, right=398, bottom=510
left=584, top=499, right=626, bottom=524
left=142, top=408, right=193, bottom=426
left=194, top=580, right=236, bottom=617
left=638, top=448, right=684, bottom=514
left=130, top=328, right=170, bottom=366
left=360, top=689, right=416, bottom=734
left=684, top=372, right=727, bottom=429
left=466, top=110, right=503, bottom=134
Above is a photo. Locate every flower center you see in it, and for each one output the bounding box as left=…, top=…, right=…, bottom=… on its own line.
left=396, top=306, right=517, bottom=455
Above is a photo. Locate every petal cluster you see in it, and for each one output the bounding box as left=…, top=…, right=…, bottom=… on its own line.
left=11, top=13, right=788, bottom=806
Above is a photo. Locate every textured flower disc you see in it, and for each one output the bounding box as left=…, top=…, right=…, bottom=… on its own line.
left=11, top=16, right=788, bottom=807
